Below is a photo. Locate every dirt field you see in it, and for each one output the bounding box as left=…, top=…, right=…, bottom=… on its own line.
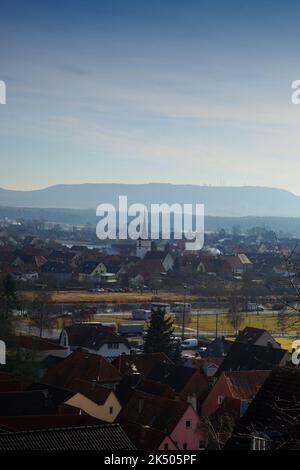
left=20, top=290, right=198, bottom=304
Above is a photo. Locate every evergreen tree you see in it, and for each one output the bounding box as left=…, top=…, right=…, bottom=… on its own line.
left=171, top=339, right=182, bottom=365
left=144, top=308, right=174, bottom=357
left=0, top=274, right=19, bottom=343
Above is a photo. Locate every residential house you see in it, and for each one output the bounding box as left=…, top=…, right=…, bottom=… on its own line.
left=78, top=261, right=107, bottom=282
left=121, top=421, right=178, bottom=450
left=63, top=378, right=121, bottom=422
left=115, top=374, right=176, bottom=407
left=236, top=326, right=281, bottom=349
left=146, top=363, right=209, bottom=411
left=225, top=367, right=300, bottom=450
left=19, top=335, right=69, bottom=362
left=217, top=341, right=290, bottom=374
left=43, top=350, right=122, bottom=389
left=59, top=323, right=131, bottom=358
left=127, top=258, right=166, bottom=283
left=221, top=254, right=253, bottom=277
left=201, top=337, right=233, bottom=358
left=186, top=356, right=224, bottom=377
left=119, top=390, right=205, bottom=450
left=41, top=261, right=73, bottom=282
left=202, top=370, right=271, bottom=417
left=143, top=251, right=174, bottom=272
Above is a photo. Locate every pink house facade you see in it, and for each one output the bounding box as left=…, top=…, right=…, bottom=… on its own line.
left=170, top=405, right=205, bottom=451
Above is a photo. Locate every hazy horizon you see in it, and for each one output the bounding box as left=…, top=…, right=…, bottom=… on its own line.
left=1, top=1, right=300, bottom=194
left=0, top=181, right=300, bottom=198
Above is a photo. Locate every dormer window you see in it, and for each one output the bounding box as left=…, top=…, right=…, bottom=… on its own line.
left=251, top=436, right=267, bottom=450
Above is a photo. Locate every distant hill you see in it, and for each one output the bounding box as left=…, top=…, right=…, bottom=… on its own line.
left=1, top=205, right=300, bottom=236
left=0, top=183, right=300, bottom=217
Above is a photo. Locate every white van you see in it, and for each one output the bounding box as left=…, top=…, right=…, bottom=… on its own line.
left=181, top=338, right=198, bottom=349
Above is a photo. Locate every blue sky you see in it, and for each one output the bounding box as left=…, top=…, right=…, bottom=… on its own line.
left=1, top=0, right=300, bottom=193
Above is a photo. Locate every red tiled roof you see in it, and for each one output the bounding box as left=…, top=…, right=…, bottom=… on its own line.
left=68, top=379, right=112, bottom=405
left=43, top=351, right=122, bottom=388
left=19, top=336, right=68, bottom=351
left=223, top=370, right=271, bottom=400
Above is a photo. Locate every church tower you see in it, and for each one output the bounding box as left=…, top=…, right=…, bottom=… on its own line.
left=136, top=211, right=152, bottom=258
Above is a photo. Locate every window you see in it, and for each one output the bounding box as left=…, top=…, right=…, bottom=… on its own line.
left=108, top=343, right=119, bottom=349
left=185, top=420, right=191, bottom=429
left=199, top=440, right=206, bottom=450
left=251, top=436, right=267, bottom=451
left=109, top=406, right=113, bottom=415
left=163, top=443, right=169, bottom=450
left=217, top=395, right=224, bottom=405
left=182, top=443, right=188, bottom=450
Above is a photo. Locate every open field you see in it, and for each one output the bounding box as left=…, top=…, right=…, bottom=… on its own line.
left=187, top=312, right=300, bottom=335
left=59, top=311, right=300, bottom=339
left=19, top=290, right=198, bottom=304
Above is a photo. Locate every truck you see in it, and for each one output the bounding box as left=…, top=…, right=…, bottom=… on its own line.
left=151, top=302, right=171, bottom=313
left=118, top=323, right=144, bottom=336
left=132, top=309, right=152, bottom=320
left=172, top=302, right=192, bottom=313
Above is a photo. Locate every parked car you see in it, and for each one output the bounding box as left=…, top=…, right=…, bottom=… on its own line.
left=246, top=302, right=264, bottom=312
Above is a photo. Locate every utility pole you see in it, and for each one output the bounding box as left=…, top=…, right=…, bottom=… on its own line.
left=215, top=313, right=219, bottom=339
left=181, top=284, right=187, bottom=341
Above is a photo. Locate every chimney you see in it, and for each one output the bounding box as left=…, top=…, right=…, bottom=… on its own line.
left=138, top=398, right=144, bottom=414
left=140, top=425, right=148, bottom=446
left=43, top=390, right=49, bottom=409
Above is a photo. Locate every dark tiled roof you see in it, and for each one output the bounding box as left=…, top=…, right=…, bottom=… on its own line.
left=19, top=335, right=68, bottom=351
left=144, top=251, right=169, bottom=261
left=43, top=351, right=121, bottom=388
left=0, top=390, right=56, bottom=416
left=0, top=380, right=21, bottom=393
left=42, top=355, right=65, bottom=370
left=225, top=367, right=300, bottom=450
left=119, top=390, right=189, bottom=434
left=79, top=261, right=102, bottom=274
left=112, top=353, right=173, bottom=377
left=68, top=379, right=112, bottom=405
left=0, top=424, right=136, bottom=450
left=0, top=414, right=102, bottom=432
left=236, top=327, right=269, bottom=345
left=115, top=375, right=175, bottom=407
left=41, top=261, right=72, bottom=274
left=222, top=370, right=271, bottom=400
left=27, top=383, right=75, bottom=407
left=63, top=324, right=129, bottom=350
left=120, top=420, right=173, bottom=450
left=146, top=362, right=208, bottom=394
left=202, top=337, right=233, bottom=358
left=217, top=342, right=289, bottom=374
